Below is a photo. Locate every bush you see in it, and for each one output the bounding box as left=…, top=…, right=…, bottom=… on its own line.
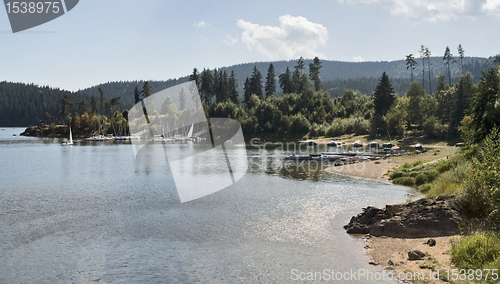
left=452, top=234, right=500, bottom=271
left=415, top=174, right=427, bottom=185
left=462, top=129, right=500, bottom=218
left=389, top=171, right=404, bottom=180
left=392, top=177, right=415, bottom=186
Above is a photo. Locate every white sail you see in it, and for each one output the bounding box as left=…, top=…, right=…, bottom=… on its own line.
left=187, top=124, right=194, bottom=138
left=69, top=126, right=73, bottom=144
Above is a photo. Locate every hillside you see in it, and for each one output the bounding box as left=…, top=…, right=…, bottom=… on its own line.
left=1, top=56, right=497, bottom=126
left=79, top=56, right=497, bottom=104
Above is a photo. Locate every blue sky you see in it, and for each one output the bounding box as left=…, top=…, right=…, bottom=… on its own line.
left=1, top=0, right=499, bottom=91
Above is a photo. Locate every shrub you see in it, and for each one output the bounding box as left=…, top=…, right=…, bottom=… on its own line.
left=462, top=128, right=500, bottom=218
left=415, top=174, right=427, bottom=185
left=392, top=177, right=415, bottom=186
left=452, top=234, right=500, bottom=271
left=389, top=171, right=404, bottom=180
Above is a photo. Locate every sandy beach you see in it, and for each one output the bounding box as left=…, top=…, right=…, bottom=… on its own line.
left=364, top=236, right=456, bottom=284
left=327, top=143, right=461, bottom=283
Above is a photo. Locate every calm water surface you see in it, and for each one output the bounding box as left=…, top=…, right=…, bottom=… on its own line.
left=0, top=128, right=416, bottom=283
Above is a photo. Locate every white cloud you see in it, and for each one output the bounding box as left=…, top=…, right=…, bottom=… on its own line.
left=340, top=0, right=500, bottom=21
left=193, top=21, right=210, bottom=28
left=236, top=15, right=328, bottom=60
left=352, top=56, right=365, bottom=62
left=223, top=35, right=238, bottom=46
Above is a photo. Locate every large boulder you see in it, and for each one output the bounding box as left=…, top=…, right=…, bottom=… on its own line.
left=344, top=195, right=463, bottom=238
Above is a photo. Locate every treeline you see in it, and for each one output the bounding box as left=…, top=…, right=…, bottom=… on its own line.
left=0, top=81, right=90, bottom=126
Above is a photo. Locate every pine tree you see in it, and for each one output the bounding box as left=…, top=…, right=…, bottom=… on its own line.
left=449, top=73, right=472, bottom=138
left=265, top=63, right=276, bottom=98
left=373, top=72, right=395, bottom=116
left=405, top=54, right=417, bottom=82
left=229, top=70, right=239, bottom=104
left=90, top=95, right=99, bottom=114
left=425, top=47, right=432, bottom=94
left=99, top=87, right=106, bottom=115
left=406, top=81, right=425, bottom=127
left=249, top=66, right=263, bottom=99
left=279, top=67, right=292, bottom=94
left=443, top=46, right=455, bottom=85
left=457, top=44, right=465, bottom=76
left=200, top=68, right=214, bottom=105
left=243, top=77, right=252, bottom=107
left=295, top=57, right=305, bottom=75
left=134, top=86, right=141, bottom=104
left=309, top=57, right=322, bottom=91
left=469, top=68, right=500, bottom=142
left=189, top=68, right=201, bottom=91
left=419, top=45, right=426, bottom=90
left=141, top=81, right=152, bottom=98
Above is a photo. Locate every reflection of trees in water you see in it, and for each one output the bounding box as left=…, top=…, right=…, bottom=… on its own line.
left=247, top=155, right=341, bottom=182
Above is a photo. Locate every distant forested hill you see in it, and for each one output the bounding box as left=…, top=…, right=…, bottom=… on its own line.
left=1, top=56, right=497, bottom=126
left=80, top=56, right=497, bottom=101
left=0, top=82, right=89, bottom=126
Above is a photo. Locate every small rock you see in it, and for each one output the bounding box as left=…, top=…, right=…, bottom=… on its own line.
left=388, top=260, right=394, bottom=266
left=425, top=238, right=436, bottom=246
left=368, top=261, right=379, bottom=265
left=408, top=250, right=426, bottom=261
left=384, top=266, right=395, bottom=270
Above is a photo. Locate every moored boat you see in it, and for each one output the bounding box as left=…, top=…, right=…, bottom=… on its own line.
left=284, top=154, right=312, bottom=161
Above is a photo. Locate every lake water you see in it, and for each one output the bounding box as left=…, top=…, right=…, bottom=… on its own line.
left=0, top=128, right=416, bottom=283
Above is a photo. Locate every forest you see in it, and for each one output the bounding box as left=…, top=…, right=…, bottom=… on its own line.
left=1, top=45, right=498, bottom=127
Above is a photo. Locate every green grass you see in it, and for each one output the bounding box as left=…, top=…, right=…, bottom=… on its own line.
left=452, top=234, right=500, bottom=275
left=388, top=156, right=469, bottom=197
left=392, top=176, right=415, bottom=186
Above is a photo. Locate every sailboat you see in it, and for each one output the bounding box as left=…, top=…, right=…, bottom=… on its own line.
left=62, top=126, right=74, bottom=146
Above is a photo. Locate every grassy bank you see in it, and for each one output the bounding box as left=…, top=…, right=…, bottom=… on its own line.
left=384, top=130, right=500, bottom=275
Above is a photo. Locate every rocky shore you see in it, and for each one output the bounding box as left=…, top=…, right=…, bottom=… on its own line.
left=344, top=194, right=463, bottom=238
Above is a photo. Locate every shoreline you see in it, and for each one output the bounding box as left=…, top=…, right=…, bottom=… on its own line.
left=364, top=235, right=455, bottom=284
left=326, top=145, right=458, bottom=182
left=332, top=147, right=462, bottom=283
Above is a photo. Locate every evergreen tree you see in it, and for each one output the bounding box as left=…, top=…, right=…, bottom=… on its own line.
left=99, top=87, right=106, bottom=115
left=58, top=95, right=74, bottom=124
left=298, top=73, right=310, bottom=94
left=309, top=56, right=322, bottom=91
left=419, top=45, right=426, bottom=89
left=449, top=73, right=472, bottom=138
left=200, top=68, right=214, bottom=105
left=90, top=95, right=99, bottom=114
left=215, top=70, right=230, bottom=103
left=457, top=44, right=465, bottom=76
left=291, top=69, right=301, bottom=94
left=265, top=63, right=276, bottom=98
left=229, top=70, right=239, bottom=104
left=373, top=72, right=395, bottom=116
left=249, top=66, right=263, bottom=99
left=243, top=77, right=252, bottom=108
left=405, top=54, right=417, bottom=82
left=406, top=81, right=425, bottom=127
left=189, top=68, right=201, bottom=91
left=134, top=86, right=141, bottom=104
left=443, top=46, right=455, bottom=85
left=468, top=68, right=500, bottom=142
left=425, top=47, right=432, bottom=94
left=435, top=74, right=447, bottom=93
left=141, top=81, right=152, bottom=98
left=77, top=99, right=88, bottom=115
left=295, top=56, right=305, bottom=75
left=279, top=67, right=292, bottom=94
